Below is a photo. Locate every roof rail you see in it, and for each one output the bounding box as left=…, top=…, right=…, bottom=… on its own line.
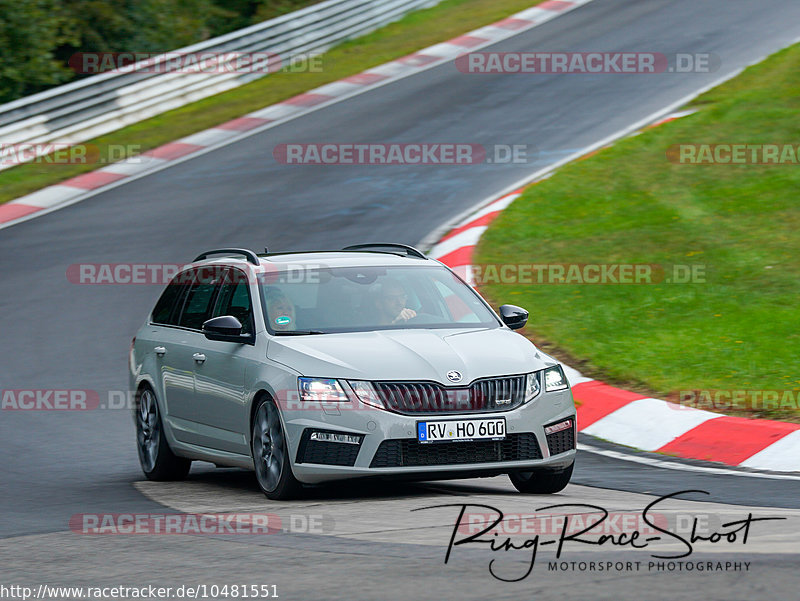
left=193, top=248, right=260, bottom=265
left=342, top=243, right=427, bottom=259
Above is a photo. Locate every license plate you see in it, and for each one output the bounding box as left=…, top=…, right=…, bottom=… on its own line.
left=417, top=418, right=506, bottom=443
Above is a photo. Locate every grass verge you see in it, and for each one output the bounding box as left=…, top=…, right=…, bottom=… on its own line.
left=476, top=43, right=800, bottom=422
left=1, top=0, right=547, bottom=205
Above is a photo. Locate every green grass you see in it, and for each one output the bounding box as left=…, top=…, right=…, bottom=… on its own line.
left=0, top=0, right=546, bottom=205
left=476, top=43, right=800, bottom=421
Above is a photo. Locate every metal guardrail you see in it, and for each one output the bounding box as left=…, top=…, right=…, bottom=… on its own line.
left=0, top=0, right=440, bottom=170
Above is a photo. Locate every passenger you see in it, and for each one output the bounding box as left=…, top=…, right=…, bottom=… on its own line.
left=375, top=279, right=416, bottom=325
left=265, top=288, right=296, bottom=331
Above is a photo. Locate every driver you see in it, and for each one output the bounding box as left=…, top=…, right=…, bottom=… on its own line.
left=265, top=288, right=296, bottom=332
left=376, top=279, right=416, bottom=325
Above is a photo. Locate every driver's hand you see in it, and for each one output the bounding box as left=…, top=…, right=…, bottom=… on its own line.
left=392, top=308, right=417, bottom=323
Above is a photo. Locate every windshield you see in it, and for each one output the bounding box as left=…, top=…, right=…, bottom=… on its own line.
left=258, top=264, right=500, bottom=334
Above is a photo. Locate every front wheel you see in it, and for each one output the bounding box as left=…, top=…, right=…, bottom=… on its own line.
left=136, top=387, right=191, bottom=481
left=509, top=462, right=573, bottom=494
left=251, top=397, right=302, bottom=500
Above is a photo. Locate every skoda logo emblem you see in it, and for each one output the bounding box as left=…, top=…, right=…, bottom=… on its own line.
left=446, top=370, right=463, bottom=383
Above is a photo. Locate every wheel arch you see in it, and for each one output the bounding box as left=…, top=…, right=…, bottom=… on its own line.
left=132, top=376, right=157, bottom=423
left=248, top=388, right=276, bottom=446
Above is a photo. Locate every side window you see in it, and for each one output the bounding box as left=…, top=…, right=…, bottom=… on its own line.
left=212, top=269, right=254, bottom=335
left=178, top=270, right=222, bottom=330
left=151, top=272, right=191, bottom=325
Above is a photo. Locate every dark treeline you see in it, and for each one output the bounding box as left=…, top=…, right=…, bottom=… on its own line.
left=0, top=0, right=319, bottom=104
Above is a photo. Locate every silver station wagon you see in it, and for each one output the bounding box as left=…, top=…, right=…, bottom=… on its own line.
left=130, top=244, right=576, bottom=499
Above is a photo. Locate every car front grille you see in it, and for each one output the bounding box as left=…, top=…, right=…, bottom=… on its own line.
left=369, top=433, right=542, bottom=468
left=545, top=418, right=576, bottom=456
left=372, top=375, right=527, bottom=414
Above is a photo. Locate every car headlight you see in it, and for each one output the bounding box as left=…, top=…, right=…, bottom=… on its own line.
left=543, top=365, right=569, bottom=392
left=298, top=377, right=349, bottom=402
left=524, top=372, right=541, bottom=402
left=345, top=380, right=386, bottom=409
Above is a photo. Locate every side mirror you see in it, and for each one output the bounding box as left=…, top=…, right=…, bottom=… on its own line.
left=499, top=304, right=528, bottom=330
left=202, top=315, right=252, bottom=343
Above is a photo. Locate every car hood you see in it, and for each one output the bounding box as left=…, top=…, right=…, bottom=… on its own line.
left=266, top=327, right=555, bottom=383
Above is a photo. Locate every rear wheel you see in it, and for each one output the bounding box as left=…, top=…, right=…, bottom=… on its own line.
left=251, top=397, right=302, bottom=500
left=136, top=387, right=191, bottom=481
left=509, top=462, right=573, bottom=494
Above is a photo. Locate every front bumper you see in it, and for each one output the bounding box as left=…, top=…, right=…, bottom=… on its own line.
left=282, top=388, right=576, bottom=484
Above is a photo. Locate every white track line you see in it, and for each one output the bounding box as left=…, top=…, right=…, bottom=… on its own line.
left=578, top=443, right=800, bottom=481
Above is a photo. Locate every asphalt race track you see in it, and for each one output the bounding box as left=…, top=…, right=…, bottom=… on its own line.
left=2, top=0, right=800, bottom=598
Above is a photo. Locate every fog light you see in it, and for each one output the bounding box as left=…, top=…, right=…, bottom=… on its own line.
left=544, top=419, right=572, bottom=435
left=310, top=431, right=361, bottom=445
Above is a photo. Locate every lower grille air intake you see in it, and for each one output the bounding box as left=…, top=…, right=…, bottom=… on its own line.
left=370, top=433, right=542, bottom=468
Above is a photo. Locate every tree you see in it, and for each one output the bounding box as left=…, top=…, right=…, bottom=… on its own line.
left=0, top=0, right=77, bottom=103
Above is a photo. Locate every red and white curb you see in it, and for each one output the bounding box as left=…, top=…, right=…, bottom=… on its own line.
left=427, top=186, right=800, bottom=473
left=644, top=108, right=697, bottom=130
left=0, top=0, right=595, bottom=230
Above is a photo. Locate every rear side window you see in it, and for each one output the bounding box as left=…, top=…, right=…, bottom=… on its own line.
left=178, top=272, right=222, bottom=330
left=151, top=273, right=191, bottom=325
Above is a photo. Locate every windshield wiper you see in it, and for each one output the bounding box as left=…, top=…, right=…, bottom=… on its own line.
left=273, top=330, right=327, bottom=336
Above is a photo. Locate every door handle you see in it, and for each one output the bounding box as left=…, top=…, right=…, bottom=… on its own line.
left=154, top=346, right=166, bottom=356
left=193, top=353, right=206, bottom=363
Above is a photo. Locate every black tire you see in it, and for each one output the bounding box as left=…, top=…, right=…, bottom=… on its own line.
left=136, top=386, right=191, bottom=481
left=509, top=462, right=574, bottom=494
left=251, top=396, right=302, bottom=500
